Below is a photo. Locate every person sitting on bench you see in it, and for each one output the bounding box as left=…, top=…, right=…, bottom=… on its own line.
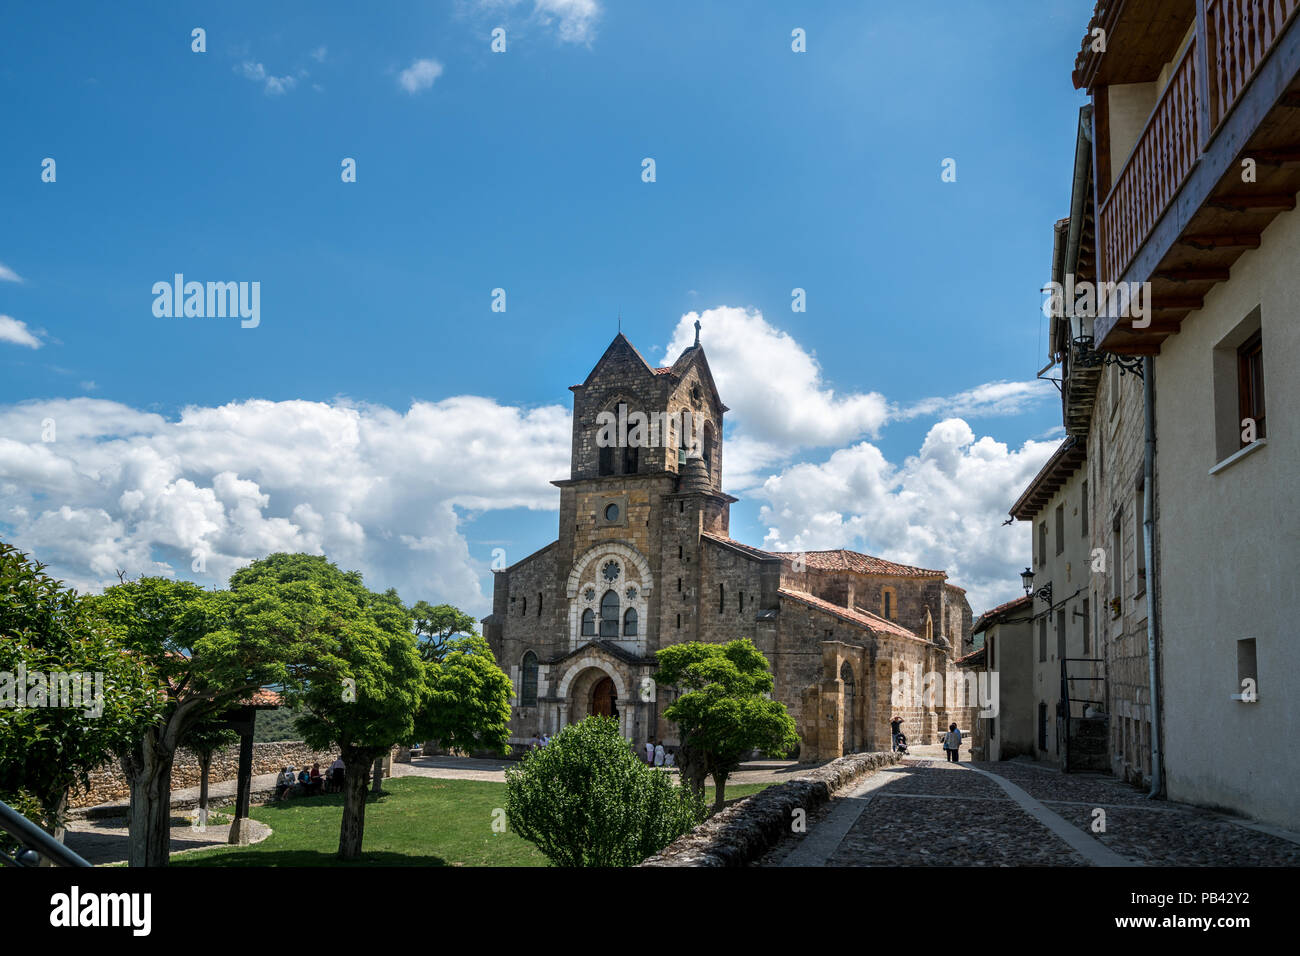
left=274, top=766, right=294, bottom=801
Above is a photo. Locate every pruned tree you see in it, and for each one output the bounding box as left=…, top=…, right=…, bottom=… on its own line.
left=654, top=639, right=799, bottom=810
left=0, top=542, right=161, bottom=854
left=91, top=576, right=293, bottom=867
left=417, top=634, right=513, bottom=757
left=410, top=601, right=479, bottom=663
left=221, top=553, right=426, bottom=861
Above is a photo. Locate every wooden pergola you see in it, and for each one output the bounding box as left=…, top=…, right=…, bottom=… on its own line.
left=213, top=687, right=282, bottom=844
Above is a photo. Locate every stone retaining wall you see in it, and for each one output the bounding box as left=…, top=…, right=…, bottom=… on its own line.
left=641, top=751, right=900, bottom=866
left=69, top=740, right=339, bottom=809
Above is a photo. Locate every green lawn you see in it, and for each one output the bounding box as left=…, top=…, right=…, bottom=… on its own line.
left=175, top=776, right=770, bottom=867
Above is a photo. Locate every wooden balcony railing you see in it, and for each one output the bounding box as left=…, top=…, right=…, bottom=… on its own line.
left=1099, top=40, right=1201, bottom=285
left=1098, top=1, right=1300, bottom=285
left=1207, top=0, right=1300, bottom=128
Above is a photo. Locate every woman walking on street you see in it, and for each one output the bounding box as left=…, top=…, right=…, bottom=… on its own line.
left=943, top=722, right=962, bottom=762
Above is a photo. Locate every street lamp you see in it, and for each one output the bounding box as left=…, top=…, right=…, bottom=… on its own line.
left=1021, top=568, right=1035, bottom=596
left=1068, top=298, right=1145, bottom=378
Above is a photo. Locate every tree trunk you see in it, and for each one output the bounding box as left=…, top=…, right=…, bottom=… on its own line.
left=38, top=788, right=70, bottom=868
left=338, top=756, right=372, bottom=860
left=370, top=755, right=384, bottom=794
left=198, top=751, right=211, bottom=827
left=124, top=732, right=176, bottom=867
left=711, top=771, right=727, bottom=811
left=676, top=742, right=708, bottom=798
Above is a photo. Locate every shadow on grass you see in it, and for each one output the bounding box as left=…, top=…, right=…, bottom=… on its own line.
left=174, top=848, right=450, bottom=867
left=254, top=790, right=390, bottom=813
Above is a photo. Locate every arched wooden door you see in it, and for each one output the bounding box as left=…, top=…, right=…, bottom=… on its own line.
left=592, top=676, right=617, bottom=718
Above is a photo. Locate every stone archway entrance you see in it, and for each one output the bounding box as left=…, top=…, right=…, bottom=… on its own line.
left=592, top=676, right=617, bottom=719
left=564, top=664, right=628, bottom=734
left=841, top=660, right=856, bottom=755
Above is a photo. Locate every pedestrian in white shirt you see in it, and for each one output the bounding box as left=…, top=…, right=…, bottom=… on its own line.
left=644, top=740, right=655, bottom=765
left=943, top=723, right=962, bottom=762
left=654, top=742, right=665, bottom=767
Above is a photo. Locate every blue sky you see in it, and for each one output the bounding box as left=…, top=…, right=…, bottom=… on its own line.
left=0, top=1, right=1092, bottom=616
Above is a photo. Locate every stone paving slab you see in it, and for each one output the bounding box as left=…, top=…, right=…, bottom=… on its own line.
left=886, top=759, right=1006, bottom=797
left=65, top=815, right=271, bottom=866
left=764, top=755, right=1300, bottom=867
left=828, top=792, right=1089, bottom=867
left=976, top=760, right=1155, bottom=807
left=1048, top=803, right=1300, bottom=867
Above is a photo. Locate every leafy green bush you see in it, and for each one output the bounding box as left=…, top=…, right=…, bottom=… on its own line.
left=505, top=716, right=703, bottom=866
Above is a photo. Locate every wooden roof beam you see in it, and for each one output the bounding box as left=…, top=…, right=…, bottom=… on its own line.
left=1154, top=267, right=1231, bottom=282
left=1178, top=234, right=1262, bottom=250
left=1207, top=194, right=1297, bottom=211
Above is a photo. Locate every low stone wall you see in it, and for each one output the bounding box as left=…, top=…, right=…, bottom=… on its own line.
left=641, top=751, right=900, bottom=867
left=69, top=740, right=339, bottom=810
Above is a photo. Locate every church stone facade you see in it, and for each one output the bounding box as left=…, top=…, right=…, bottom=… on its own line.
left=483, top=332, right=977, bottom=760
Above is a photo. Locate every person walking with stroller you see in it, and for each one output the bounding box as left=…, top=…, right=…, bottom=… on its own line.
left=943, top=722, right=962, bottom=762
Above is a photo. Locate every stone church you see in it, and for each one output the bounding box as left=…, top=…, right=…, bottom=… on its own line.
left=483, top=331, right=977, bottom=760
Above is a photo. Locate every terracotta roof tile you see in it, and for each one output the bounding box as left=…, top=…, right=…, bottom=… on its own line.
left=700, top=533, right=781, bottom=562
left=244, top=687, right=283, bottom=708
left=971, top=594, right=1033, bottom=634
left=702, top=532, right=951, bottom=581
left=778, top=588, right=923, bottom=641
left=773, top=549, right=947, bottom=578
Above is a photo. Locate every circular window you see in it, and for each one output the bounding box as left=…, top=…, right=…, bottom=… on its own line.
left=602, top=560, right=621, bottom=582
left=604, top=503, right=620, bottom=522
left=584, top=587, right=596, bottom=602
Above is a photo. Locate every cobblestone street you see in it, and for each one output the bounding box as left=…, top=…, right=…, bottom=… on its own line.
left=760, top=757, right=1300, bottom=867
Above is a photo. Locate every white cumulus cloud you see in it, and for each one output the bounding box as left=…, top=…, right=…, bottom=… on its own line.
left=0, top=315, right=41, bottom=349
left=656, top=307, right=1050, bottom=492
left=0, top=396, right=569, bottom=611
left=1, top=311, right=1055, bottom=622
left=236, top=61, right=297, bottom=95
left=756, top=419, right=1058, bottom=615
left=468, top=0, right=602, bottom=45
left=398, top=58, right=444, bottom=93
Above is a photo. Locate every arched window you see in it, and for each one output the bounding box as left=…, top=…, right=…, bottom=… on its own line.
left=623, top=607, right=638, bottom=636
left=521, top=596, right=527, bottom=616
left=718, top=583, right=725, bottom=614
left=598, top=445, right=614, bottom=476
left=623, top=444, right=638, bottom=474
left=537, top=592, right=543, bottom=617
left=600, top=590, right=620, bottom=639
left=521, top=652, right=539, bottom=707
left=703, top=422, right=715, bottom=476
left=581, top=608, right=596, bottom=637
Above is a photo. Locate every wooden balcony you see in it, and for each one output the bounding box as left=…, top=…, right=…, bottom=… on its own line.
left=1087, top=0, right=1300, bottom=352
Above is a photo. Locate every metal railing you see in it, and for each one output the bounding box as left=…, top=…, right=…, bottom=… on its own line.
left=0, top=800, right=92, bottom=868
